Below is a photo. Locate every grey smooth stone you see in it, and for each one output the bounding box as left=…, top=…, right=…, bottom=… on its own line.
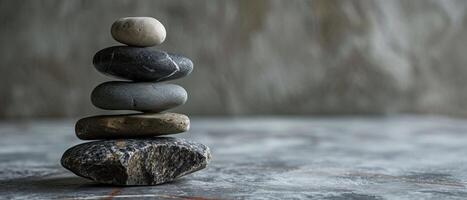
left=76, top=112, right=190, bottom=140
left=91, top=82, right=187, bottom=112
left=61, top=138, right=211, bottom=185
left=93, top=46, right=193, bottom=82
left=111, top=17, right=166, bottom=47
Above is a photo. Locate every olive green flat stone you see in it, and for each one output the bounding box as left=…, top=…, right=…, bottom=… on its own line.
left=75, top=112, right=189, bottom=140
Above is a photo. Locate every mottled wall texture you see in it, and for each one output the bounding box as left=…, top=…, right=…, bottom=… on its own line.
left=1, top=0, right=467, bottom=118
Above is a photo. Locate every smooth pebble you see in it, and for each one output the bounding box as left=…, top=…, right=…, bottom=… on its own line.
left=93, top=46, right=193, bottom=82
left=111, top=17, right=166, bottom=47
left=76, top=112, right=190, bottom=140
left=91, top=82, right=187, bottom=112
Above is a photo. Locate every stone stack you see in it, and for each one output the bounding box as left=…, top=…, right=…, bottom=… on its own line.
left=61, top=17, right=211, bottom=186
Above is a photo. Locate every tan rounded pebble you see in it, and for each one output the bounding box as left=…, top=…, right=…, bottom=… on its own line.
left=75, top=112, right=189, bottom=140
left=111, top=17, right=166, bottom=47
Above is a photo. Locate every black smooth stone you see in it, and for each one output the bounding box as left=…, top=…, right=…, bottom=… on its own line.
left=93, top=46, right=193, bottom=82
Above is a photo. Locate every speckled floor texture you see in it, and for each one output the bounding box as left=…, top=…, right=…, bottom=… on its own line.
left=1, top=116, right=467, bottom=199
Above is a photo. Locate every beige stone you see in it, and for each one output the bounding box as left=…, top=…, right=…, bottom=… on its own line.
left=111, top=17, right=166, bottom=46
left=76, top=112, right=189, bottom=140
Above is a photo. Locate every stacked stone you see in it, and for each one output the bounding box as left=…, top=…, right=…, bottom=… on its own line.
left=61, top=17, right=211, bottom=186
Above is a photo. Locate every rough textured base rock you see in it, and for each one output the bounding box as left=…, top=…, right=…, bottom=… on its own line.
left=93, top=46, right=193, bottom=82
left=91, top=82, right=187, bottom=112
left=76, top=112, right=190, bottom=140
left=61, top=138, right=211, bottom=186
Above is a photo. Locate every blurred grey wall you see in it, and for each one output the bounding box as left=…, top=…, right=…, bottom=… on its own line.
left=1, top=0, right=467, bottom=118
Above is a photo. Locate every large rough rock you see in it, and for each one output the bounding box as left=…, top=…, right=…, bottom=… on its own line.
left=61, top=138, right=211, bottom=185
left=75, top=112, right=190, bottom=140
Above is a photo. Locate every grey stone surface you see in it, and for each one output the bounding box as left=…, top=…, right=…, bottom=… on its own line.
left=93, top=46, right=193, bottom=82
left=91, top=82, right=187, bottom=112
left=76, top=112, right=190, bottom=140
left=61, top=138, right=210, bottom=185
left=111, top=17, right=166, bottom=47
left=4, top=1, right=467, bottom=118
left=1, top=116, right=467, bottom=199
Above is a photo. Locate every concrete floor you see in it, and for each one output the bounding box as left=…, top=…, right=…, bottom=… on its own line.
left=1, top=116, right=467, bottom=199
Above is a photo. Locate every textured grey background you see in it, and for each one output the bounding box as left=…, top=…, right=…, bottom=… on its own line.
left=1, top=0, right=467, bottom=118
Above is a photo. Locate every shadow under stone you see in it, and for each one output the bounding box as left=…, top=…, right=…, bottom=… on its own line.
left=0, top=174, right=193, bottom=191
left=0, top=176, right=93, bottom=191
